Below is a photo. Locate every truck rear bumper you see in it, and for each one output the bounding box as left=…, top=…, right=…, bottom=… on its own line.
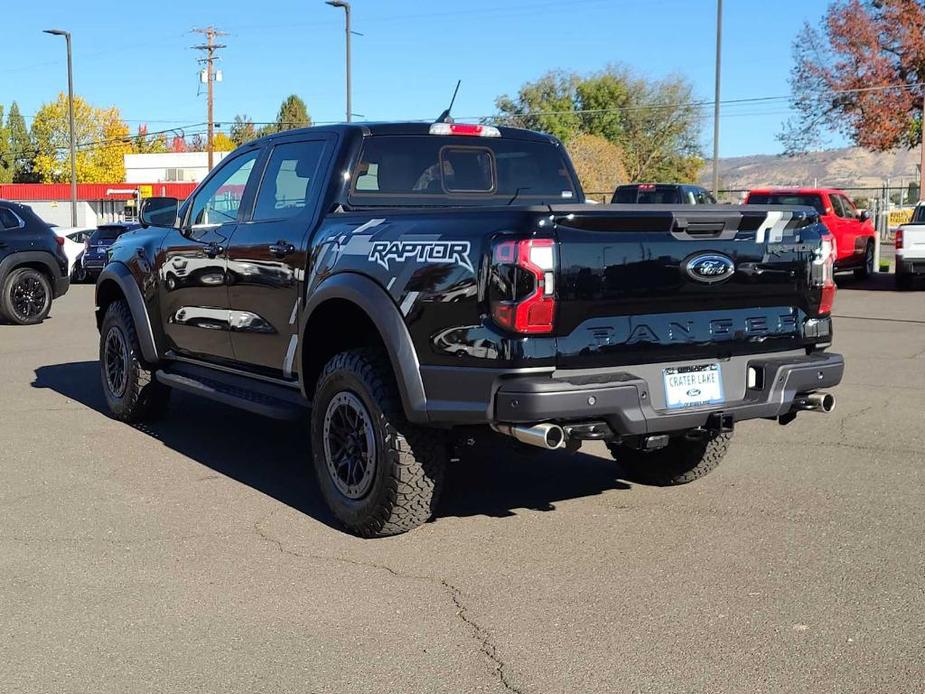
left=896, top=258, right=925, bottom=276
left=420, top=351, right=844, bottom=434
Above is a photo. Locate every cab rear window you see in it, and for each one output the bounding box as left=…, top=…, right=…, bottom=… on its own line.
left=747, top=194, right=825, bottom=215
left=349, top=136, right=576, bottom=207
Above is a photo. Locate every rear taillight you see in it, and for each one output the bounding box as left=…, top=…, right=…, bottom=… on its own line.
left=813, top=232, right=837, bottom=316
left=895, top=229, right=903, bottom=250
left=54, top=236, right=65, bottom=247
left=489, top=237, right=556, bottom=334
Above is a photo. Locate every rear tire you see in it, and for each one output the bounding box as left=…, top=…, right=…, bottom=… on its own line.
left=310, top=348, right=447, bottom=537
left=853, top=241, right=874, bottom=280
left=0, top=267, right=52, bottom=325
left=607, top=432, right=733, bottom=486
left=99, top=300, right=170, bottom=422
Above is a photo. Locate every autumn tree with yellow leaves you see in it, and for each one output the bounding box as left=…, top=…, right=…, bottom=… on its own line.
left=31, top=93, right=132, bottom=183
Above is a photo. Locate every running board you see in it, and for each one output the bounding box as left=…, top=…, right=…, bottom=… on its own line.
left=155, top=362, right=309, bottom=421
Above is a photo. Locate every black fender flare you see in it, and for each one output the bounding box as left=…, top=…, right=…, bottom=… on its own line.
left=300, top=273, right=429, bottom=423
left=95, top=263, right=160, bottom=364
left=0, top=251, right=63, bottom=286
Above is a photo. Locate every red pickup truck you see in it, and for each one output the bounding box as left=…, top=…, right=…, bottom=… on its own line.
left=745, top=188, right=876, bottom=279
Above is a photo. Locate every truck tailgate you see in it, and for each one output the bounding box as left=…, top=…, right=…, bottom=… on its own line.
left=552, top=205, right=824, bottom=369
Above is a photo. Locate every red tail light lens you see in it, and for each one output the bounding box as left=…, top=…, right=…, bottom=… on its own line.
left=54, top=236, right=65, bottom=247
left=814, top=232, right=837, bottom=316
left=490, top=238, right=556, bottom=334
left=895, top=229, right=903, bottom=250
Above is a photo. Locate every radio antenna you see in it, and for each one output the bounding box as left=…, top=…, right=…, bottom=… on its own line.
left=435, top=80, right=462, bottom=123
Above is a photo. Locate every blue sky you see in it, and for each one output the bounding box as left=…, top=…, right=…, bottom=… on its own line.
left=1, top=0, right=834, bottom=157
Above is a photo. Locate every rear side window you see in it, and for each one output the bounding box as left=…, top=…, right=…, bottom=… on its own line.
left=349, top=136, right=576, bottom=206
left=913, top=206, right=925, bottom=223
left=253, top=141, right=326, bottom=221
left=0, top=208, right=22, bottom=230
left=830, top=195, right=846, bottom=218
left=747, top=194, right=826, bottom=215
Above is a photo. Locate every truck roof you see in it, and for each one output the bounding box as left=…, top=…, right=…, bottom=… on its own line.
left=254, top=121, right=558, bottom=144
left=747, top=187, right=847, bottom=196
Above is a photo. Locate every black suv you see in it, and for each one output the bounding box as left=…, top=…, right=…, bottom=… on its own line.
left=0, top=201, right=70, bottom=325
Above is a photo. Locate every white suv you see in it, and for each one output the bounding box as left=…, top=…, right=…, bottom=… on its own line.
left=896, top=204, right=925, bottom=290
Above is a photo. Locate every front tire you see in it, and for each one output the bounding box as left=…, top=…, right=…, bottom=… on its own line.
left=854, top=241, right=874, bottom=280
left=607, top=432, right=733, bottom=486
left=0, top=267, right=52, bottom=325
left=310, top=349, right=447, bottom=537
left=99, top=300, right=170, bottom=422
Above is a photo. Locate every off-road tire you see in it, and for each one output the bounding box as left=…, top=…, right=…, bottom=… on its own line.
left=607, top=432, right=733, bottom=486
left=311, top=348, right=447, bottom=538
left=0, top=267, right=52, bottom=325
left=99, top=300, right=170, bottom=422
left=853, top=241, right=874, bottom=280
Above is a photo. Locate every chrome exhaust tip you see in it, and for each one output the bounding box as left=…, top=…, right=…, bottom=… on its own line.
left=493, top=423, right=567, bottom=450
left=795, top=392, right=836, bottom=413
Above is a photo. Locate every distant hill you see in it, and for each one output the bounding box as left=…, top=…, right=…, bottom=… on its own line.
left=701, top=147, right=920, bottom=193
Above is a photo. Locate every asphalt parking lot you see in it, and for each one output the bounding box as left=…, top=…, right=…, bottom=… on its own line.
left=1, top=278, right=922, bottom=693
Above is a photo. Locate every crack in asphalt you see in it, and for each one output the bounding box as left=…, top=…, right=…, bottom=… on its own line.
left=253, top=510, right=522, bottom=694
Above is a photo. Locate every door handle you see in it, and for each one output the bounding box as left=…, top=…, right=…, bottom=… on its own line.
left=268, top=241, right=295, bottom=258
left=205, top=242, right=224, bottom=259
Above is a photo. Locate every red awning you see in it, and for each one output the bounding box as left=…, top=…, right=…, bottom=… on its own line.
left=0, top=183, right=198, bottom=202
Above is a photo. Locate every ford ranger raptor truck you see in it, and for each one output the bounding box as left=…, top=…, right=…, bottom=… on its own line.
left=94, top=122, right=844, bottom=537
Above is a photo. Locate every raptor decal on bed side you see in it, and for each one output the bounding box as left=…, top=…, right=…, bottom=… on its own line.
left=368, top=241, right=473, bottom=273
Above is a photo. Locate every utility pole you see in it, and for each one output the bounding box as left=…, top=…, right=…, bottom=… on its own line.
left=44, top=29, right=77, bottom=227
left=711, top=0, right=723, bottom=199
left=192, top=27, right=227, bottom=171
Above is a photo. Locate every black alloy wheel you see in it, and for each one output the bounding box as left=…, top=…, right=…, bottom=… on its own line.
left=0, top=268, right=52, bottom=325
left=323, top=391, right=377, bottom=500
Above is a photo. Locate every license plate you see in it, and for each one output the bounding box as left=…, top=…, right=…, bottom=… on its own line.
left=663, top=363, right=724, bottom=409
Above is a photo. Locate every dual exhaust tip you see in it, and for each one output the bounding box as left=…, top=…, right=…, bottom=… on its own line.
left=495, top=391, right=836, bottom=451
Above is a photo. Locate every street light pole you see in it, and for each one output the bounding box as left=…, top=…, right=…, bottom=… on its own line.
left=44, top=29, right=78, bottom=227
left=326, top=0, right=352, bottom=122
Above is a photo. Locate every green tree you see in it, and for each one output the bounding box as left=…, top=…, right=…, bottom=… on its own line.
left=131, top=124, right=169, bottom=154
left=230, top=114, right=258, bottom=146
left=0, top=106, right=12, bottom=183
left=8, top=102, right=36, bottom=183
left=494, top=66, right=704, bottom=183
left=275, top=94, right=311, bottom=131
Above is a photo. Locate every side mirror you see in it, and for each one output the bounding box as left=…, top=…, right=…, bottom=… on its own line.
left=140, top=197, right=179, bottom=228
left=859, top=209, right=871, bottom=222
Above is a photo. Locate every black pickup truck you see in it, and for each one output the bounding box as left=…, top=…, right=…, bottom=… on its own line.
left=95, top=122, right=843, bottom=537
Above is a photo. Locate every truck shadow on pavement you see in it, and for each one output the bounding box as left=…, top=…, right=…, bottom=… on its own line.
left=32, top=361, right=632, bottom=531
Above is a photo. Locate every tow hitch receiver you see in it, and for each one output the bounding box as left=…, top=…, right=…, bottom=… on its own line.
left=706, top=412, right=734, bottom=434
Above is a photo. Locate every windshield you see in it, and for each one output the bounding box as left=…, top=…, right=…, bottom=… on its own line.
left=348, top=136, right=577, bottom=207
left=747, top=193, right=825, bottom=215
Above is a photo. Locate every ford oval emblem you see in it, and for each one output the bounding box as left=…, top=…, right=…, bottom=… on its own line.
left=685, top=253, right=735, bottom=284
